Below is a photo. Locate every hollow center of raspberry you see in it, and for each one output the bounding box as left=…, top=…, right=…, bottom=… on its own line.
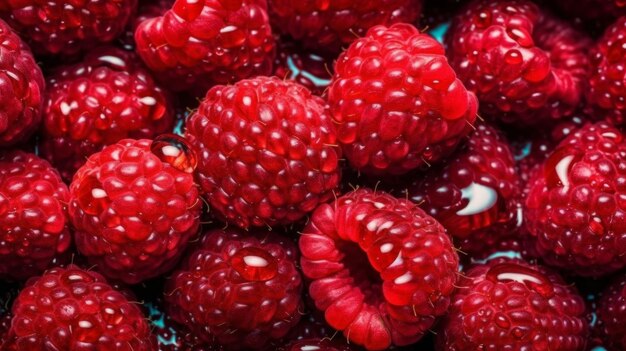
left=150, top=134, right=197, bottom=173
left=338, top=242, right=383, bottom=305
left=230, top=247, right=278, bottom=281
left=486, top=263, right=554, bottom=297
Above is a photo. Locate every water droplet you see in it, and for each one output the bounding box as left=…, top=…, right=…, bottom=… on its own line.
left=76, top=174, right=108, bottom=215
left=486, top=263, right=554, bottom=297
left=456, top=183, right=498, bottom=216
left=544, top=147, right=583, bottom=189
left=150, top=134, right=197, bottom=173
left=369, top=238, right=401, bottom=271
left=230, top=247, right=278, bottom=281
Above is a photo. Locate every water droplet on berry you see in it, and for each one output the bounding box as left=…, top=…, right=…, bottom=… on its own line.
left=76, top=174, right=108, bottom=215
left=486, top=263, right=554, bottom=297
left=544, top=147, right=583, bottom=189
left=456, top=182, right=498, bottom=216
left=150, top=134, right=197, bottom=173
left=230, top=247, right=278, bottom=281
left=369, top=238, right=401, bottom=271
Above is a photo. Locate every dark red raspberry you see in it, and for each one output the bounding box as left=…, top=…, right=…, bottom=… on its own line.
left=525, top=122, right=626, bottom=277
left=548, top=0, right=625, bottom=23
left=437, top=258, right=588, bottom=350
left=185, top=76, right=341, bottom=229
left=282, top=339, right=354, bottom=351
left=269, top=0, right=423, bottom=53
left=596, top=274, right=626, bottom=350
left=299, top=188, right=459, bottom=350
left=2, top=265, right=152, bottom=350
left=165, top=228, right=303, bottom=350
left=40, top=47, right=174, bottom=182
left=68, top=138, right=201, bottom=284
left=134, top=0, right=275, bottom=92
left=406, top=123, right=523, bottom=258
left=273, top=39, right=334, bottom=96
left=120, top=0, right=175, bottom=50
left=0, top=19, right=44, bottom=147
left=329, top=23, right=478, bottom=175
left=0, top=0, right=137, bottom=56
left=445, top=0, right=590, bottom=126
left=587, top=16, right=626, bottom=126
left=0, top=151, right=71, bottom=281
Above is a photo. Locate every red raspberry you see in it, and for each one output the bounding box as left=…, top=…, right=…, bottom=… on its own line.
left=120, top=0, right=175, bottom=50
left=437, top=258, right=588, bottom=350
left=0, top=151, right=71, bottom=281
left=268, top=0, right=423, bottom=53
left=299, top=188, right=459, bottom=350
left=445, top=0, right=590, bottom=126
left=525, top=122, right=626, bottom=277
left=165, top=228, right=303, bottom=350
left=0, top=0, right=137, bottom=56
left=185, top=76, right=341, bottom=229
left=548, top=0, right=625, bottom=23
left=273, top=39, right=334, bottom=96
left=587, top=17, right=626, bottom=126
left=134, top=0, right=275, bottom=92
left=406, top=124, right=523, bottom=258
left=68, top=138, right=201, bottom=284
left=2, top=265, right=152, bottom=350
left=328, top=23, right=478, bottom=175
left=596, top=274, right=626, bottom=350
left=0, top=19, right=44, bottom=147
left=282, top=339, right=354, bottom=351
left=40, top=47, right=174, bottom=182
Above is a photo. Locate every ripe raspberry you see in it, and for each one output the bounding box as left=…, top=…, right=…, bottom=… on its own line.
left=282, top=339, right=354, bottom=351
left=0, top=151, right=71, bottom=281
left=299, top=188, right=459, bottom=350
left=0, top=0, right=137, bottom=56
left=596, top=274, right=626, bottom=350
left=185, top=76, right=341, bottom=229
left=165, top=228, right=303, bottom=350
left=68, top=138, right=201, bottom=284
left=0, top=19, right=44, bottom=147
left=525, top=122, right=626, bottom=277
left=587, top=17, right=626, bottom=126
left=328, top=23, right=478, bottom=175
left=445, top=0, right=590, bottom=126
left=2, top=265, right=152, bottom=350
left=269, top=0, right=423, bottom=53
left=273, top=39, right=334, bottom=96
left=120, top=0, right=174, bottom=50
left=437, top=258, right=588, bottom=350
left=40, top=47, right=174, bottom=182
left=406, top=124, right=523, bottom=258
left=134, top=0, right=275, bottom=92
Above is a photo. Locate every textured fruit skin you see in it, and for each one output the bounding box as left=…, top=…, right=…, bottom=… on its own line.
left=525, top=122, right=626, bottom=277
left=329, top=23, right=478, bottom=175
left=0, top=151, right=71, bottom=281
left=0, top=19, right=44, bottom=147
left=68, top=139, right=201, bottom=284
left=273, top=39, right=334, bottom=96
left=300, top=188, right=459, bottom=350
left=134, top=0, right=275, bottom=92
left=437, top=258, right=588, bottom=351
left=165, top=228, right=303, bottom=350
left=2, top=266, right=152, bottom=350
left=445, top=0, right=590, bottom=126
left=40, top=47, right=174, bottom=182
left=587, top=17, right=626, bottom=126
left=185, top=76, right=341, bottom=228
left=0, top=0, right=137, bottom=56
left=269, top=0, right=423, bottom=53
left=282, top=338, right=354, bottom=351
left=407, top=124, right=523, bottom=258
left=596, top=275, right=626, bottom=350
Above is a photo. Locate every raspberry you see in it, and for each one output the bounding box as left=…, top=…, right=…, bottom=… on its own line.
left=596, top=274, right=626, bottom=350
left=406, top=124, right=523, bottom=258
left=328, top=23, right=478, bottom=175
left=40, top=47, right=174, bottom=182
left=2, top=265, right=152, bottom=350
left=282, top=339, right=354, bottom=351
left=165, top=228, right=303, bottom=350
left=273, top=39, right=334, bottom=96
left=0, top=19, right=44, bottom=147
left=269, top=0, right=423, bottom=53
left=525, top=122, right=626, bottom=277
left=0, top=151, right=71, bottom=281
left=445, top=0, right=590, bottom=126
left=548, top=0, right=625, bottom=23
left=437, top=258, right=588, bottom=350
left=299, top=188, right=459, bottom=350
left=68, top=138, right=201, bottom=284
left=185, top=76, right=341, bottom=229
left=0, top=0, right=137, bottom=56
left=134, top=0, right=275, bottom=92
left=587, top=17, right=626, bottom=126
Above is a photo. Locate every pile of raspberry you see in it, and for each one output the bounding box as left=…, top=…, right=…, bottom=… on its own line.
left=2, top=0, right=626, bottom=350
